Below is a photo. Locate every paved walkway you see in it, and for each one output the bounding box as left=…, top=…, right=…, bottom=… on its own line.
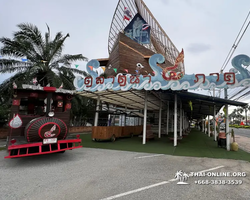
left=234, top=135, right=250, bottom=153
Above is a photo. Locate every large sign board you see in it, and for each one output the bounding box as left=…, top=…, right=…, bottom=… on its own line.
left=74, top=54, right=250, bottom=92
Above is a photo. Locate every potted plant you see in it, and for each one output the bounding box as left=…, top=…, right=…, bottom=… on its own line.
left=230, top=129, right=238, bottom=151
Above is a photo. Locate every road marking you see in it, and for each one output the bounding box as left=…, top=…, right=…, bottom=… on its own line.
left=100, top=165, right=224, bottom=200
left=134, top=154, right=164, bottom=159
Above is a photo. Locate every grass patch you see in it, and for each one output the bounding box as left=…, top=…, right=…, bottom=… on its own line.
left=0, top=147, right=6, bottom=151
left=79, top=129, right=250, bottom=162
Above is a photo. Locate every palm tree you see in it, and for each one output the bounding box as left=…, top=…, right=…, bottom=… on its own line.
left=0, top=23, right=88, bottom=92
left=0, top=23, right=91, bottom=125
left=236, top=107, right=244, bottom=125
left=229, top=109, right=237, bottom=124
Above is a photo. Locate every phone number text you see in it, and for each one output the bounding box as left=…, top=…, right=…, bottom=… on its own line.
left=194, top=180, right=243, bottom=185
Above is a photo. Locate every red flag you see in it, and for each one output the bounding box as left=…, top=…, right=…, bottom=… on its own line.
left=124, top=7, right=132, bottom=21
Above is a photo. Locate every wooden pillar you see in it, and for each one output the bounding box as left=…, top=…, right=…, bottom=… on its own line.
left=143, top=91, right=148, bottom=144
left=158, top=101, right=162, bottom=138
left=94, top=96, right=100, bottom=126
left=174, top=94, right=177, bottom=146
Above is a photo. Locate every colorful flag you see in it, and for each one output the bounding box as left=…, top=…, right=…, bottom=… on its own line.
left=22, top=58, right=28, bottom=62
left=88, top=66, right=93, bottom=71
left=58, top=63, right=64, bottom=68
left=101, top=67, right=106, bottom=72
left=75, top=64, right=79, bottom=68
left=124, top=7, right=132, bottom=20
left=142, top=23, right=150, bottom=31
left=113, top=68, right=117, bottom=73
left=124, top=69, right=128, bottom=73
left=59, top=83, right=63, bottom=89
left=188, top=101, right=193, bottom=111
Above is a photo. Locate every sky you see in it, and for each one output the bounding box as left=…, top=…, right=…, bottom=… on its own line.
left=0, top=0, right=250, bottom=109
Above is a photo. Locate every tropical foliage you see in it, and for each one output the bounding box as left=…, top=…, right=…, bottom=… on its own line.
left=0, top=23, right=95, bottom=125
left=229, top=105, right=250, bottom=125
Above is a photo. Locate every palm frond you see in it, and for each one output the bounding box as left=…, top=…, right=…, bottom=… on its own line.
left=15, top=23, right=44, bottom=55
left=48, top=32, right=69, bottom=61
left=54, top=54, right=88, bottom=64
left=0, top=59, right=33, bottom=72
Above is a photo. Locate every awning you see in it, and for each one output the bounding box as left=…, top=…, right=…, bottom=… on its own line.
left=77, top=90, right=161, bottom=111
left=77, top=89, right=247, bottom=120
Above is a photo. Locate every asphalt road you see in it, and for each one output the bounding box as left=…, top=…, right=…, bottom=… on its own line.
left=0, top=148, right=250, bottom=200
left=233, top=128, right=250, bottom=138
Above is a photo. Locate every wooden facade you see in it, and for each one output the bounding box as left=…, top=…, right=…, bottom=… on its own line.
left=102, top=33, right=174, bottom=77
left=92, top=125, right=143, bottom=141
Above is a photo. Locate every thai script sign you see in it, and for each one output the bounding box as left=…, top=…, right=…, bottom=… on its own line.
left=74, top=54, right=250, bottom=92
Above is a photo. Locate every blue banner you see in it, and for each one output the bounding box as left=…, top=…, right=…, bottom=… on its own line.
left=124, top=13, right=150, bottom=44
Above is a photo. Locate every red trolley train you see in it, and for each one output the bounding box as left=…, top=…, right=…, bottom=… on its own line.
left=4, top=84, right=82, bottom=158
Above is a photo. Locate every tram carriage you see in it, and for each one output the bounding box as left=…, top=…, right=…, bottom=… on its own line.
left=4, top=84, right=82, bottom=158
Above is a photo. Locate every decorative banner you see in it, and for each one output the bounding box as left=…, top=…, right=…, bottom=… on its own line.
left=124, top=69, right=128, bottom=73
left=188, top=101, right=193, bottom=111
left=124, top=13, right=150, bottom=44
left=21, top=58, right=28, bottom=62
left=101, top=67, right=106, bottom=72
left=12, top=99, right=20, bottom=106
left=89, top=66, right=93, bottom=71
left=75, top=64, right=79, bottom=68
left=113, top=68, right=117, bottom=73
left=58, top=63, right=64, bottom=68
left=59, top=83, right=63, bottom=89
left=73, top=54, right=250, bottom=92
left=57, top=101, right=63, bottom=107
left=9, top=114, right=23, bottom=129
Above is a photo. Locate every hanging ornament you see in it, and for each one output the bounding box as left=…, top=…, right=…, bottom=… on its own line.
left=32, top=77, right=37, bottom=85
left=13, top=82, right=17, bottom=89
left=9, top=114, right=23, bottom=129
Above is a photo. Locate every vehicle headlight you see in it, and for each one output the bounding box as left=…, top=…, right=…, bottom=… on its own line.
left=48, top=112, right=55, bottom=117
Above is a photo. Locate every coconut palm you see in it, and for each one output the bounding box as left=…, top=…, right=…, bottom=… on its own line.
left=0, top=23, right=92, bottom=125
left=229, top=109, right=237, bottom=124
left=0, top=23, right=88, bottom=93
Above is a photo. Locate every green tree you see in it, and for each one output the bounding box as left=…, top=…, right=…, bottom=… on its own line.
left=0, top=23, right=88, bottom=90
left=0, top=23, right=92, bottom=124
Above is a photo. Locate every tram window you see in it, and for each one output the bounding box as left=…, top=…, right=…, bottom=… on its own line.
left=19, top=98, right=28, bottom=115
